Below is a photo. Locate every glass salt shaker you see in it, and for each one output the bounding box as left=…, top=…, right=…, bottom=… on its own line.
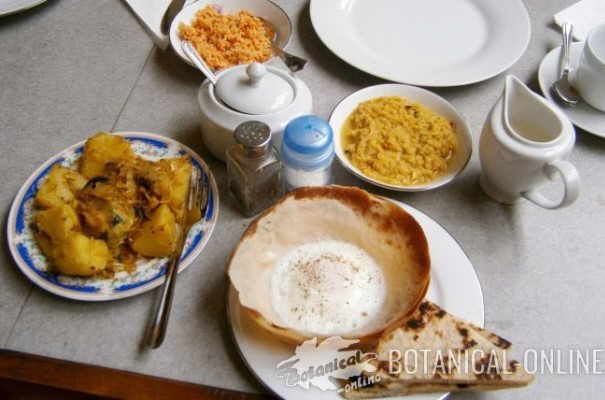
left=227, top=121, right=284, bottom=217
left=281, top=115, right=334, bottom=191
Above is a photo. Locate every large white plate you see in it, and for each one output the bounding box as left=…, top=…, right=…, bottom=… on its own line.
left=6, top=132, right=219, bottom=301
left=538, top=43, right=605, bottom=139
left=227, top=200, right=484, bottom=400
left=170, top=0, right=292, bottom=68
left=310, top=0, right=531, bottom=87
left=0, top=0, right=47, bottom=17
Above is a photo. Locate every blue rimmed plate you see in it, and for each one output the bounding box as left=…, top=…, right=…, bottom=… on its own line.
left=6, top=132, right=219, bottom=301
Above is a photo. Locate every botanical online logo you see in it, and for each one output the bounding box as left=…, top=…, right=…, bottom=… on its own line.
left=276, top=336, right=377, bottom=391
left=275, top=336, right=605, bottom=395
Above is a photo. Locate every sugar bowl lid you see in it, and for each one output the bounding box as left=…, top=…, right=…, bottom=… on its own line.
left=215, top=63, right=294, bottom=115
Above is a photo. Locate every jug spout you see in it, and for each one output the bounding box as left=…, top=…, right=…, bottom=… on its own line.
left=502, top=75, right=564, bottom=144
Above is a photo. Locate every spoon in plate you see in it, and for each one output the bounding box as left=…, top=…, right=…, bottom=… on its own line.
left=182, top=40, right=218, bottom=85
left=551, top=22, right=580, bottom=106
left=261, top=18, right=308, bottom=73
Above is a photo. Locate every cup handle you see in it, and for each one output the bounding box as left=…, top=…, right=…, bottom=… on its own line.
left=522, top=160, right=580, bottom=209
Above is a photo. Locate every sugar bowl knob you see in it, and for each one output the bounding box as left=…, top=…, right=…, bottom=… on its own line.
left=247, top=62, right=266, bottom=86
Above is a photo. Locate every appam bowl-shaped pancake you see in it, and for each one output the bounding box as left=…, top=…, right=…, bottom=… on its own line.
left=228, top=186, right=430, bottom=344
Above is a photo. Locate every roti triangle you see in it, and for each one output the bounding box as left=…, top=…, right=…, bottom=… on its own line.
left=344, top=301, right=533, bottom=398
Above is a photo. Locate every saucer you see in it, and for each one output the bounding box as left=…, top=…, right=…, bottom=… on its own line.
left=538, top=42, right=605, bottom=138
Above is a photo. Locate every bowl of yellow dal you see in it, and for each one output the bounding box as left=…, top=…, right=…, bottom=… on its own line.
left=329, top=84, right=472, bottom=192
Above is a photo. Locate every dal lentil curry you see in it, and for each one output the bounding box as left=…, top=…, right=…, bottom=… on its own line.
left=341, top=96, right=458, bottom=186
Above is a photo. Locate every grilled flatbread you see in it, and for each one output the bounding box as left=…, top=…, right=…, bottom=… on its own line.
left=344, top=301, right=533, bottom=398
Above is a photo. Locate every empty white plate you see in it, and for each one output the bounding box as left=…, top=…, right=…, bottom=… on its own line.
left=310, top=0, right=531, bottom=87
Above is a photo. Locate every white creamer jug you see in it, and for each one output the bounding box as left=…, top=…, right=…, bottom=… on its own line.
left=479, top=75, right=580, bottom=209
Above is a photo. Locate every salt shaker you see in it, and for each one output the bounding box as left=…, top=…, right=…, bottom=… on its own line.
left=281, top=115, right=334, bottom=191
left=227, top=121, right=284, bottom=217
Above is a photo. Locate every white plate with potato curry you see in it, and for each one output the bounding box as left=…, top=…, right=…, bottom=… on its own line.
left=7, top=132, right=219, bottom=301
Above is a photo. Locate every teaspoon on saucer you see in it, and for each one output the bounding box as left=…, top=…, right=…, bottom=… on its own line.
left=551, top=22, right=580, bottom=106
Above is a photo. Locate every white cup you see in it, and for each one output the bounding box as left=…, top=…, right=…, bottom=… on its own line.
left=574, top=23, right=605, bottom=112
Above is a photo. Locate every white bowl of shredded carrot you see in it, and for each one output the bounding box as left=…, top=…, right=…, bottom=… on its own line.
left=169, top=0, right=292, bottom=71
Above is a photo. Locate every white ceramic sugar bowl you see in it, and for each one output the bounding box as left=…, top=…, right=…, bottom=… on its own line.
left=198, top=62, right=312, bottom=161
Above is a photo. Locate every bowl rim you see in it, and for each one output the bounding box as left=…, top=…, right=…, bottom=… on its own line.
left=329, top=83, right=473, bottom=192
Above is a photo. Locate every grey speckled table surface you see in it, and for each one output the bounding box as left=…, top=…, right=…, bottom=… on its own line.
left=1, top=0, right=603, bottom=399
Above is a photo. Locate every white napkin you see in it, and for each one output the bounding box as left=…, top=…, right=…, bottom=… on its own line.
left=123, top=0, right=197, bottom=50
left=554, top=0, right=605, bottom=41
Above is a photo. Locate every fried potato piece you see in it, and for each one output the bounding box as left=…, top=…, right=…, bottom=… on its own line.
left=53, top=233, right=111, bottom=276
left=35, top=204, right=79, bottom=241
left=35, top=165, right=86, bottom=209
left=166, top=158, right=193, bottom=219
left=78, top=132, right=135, bottom=178
left=34, top=232, right=54, bottom=261
left=131, top=204, right=178, bottom=258
left=137, top=157, right=192, bottom=220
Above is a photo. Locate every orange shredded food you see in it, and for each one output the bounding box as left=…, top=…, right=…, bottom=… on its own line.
left=179, top=6, right=274, bottom=70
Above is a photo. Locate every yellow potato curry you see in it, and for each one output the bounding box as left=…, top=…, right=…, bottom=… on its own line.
left=33, top=132, right=192, bottom=277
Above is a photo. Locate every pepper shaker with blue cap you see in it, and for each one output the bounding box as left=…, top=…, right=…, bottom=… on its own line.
left=281, top=115, right=335, bottom=191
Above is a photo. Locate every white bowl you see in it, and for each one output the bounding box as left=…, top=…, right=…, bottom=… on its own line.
left=329, top=84, right=473, bottom=192
left=170, top=0, right=292, bottom=68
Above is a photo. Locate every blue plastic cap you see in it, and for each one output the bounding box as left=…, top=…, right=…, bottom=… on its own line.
left=281, top=115, right=335, bottom=170
left=283, top=115, right=333, bottom=154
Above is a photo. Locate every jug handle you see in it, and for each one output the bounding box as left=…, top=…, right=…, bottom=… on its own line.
left=522, top=160, right=580, bottom=209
